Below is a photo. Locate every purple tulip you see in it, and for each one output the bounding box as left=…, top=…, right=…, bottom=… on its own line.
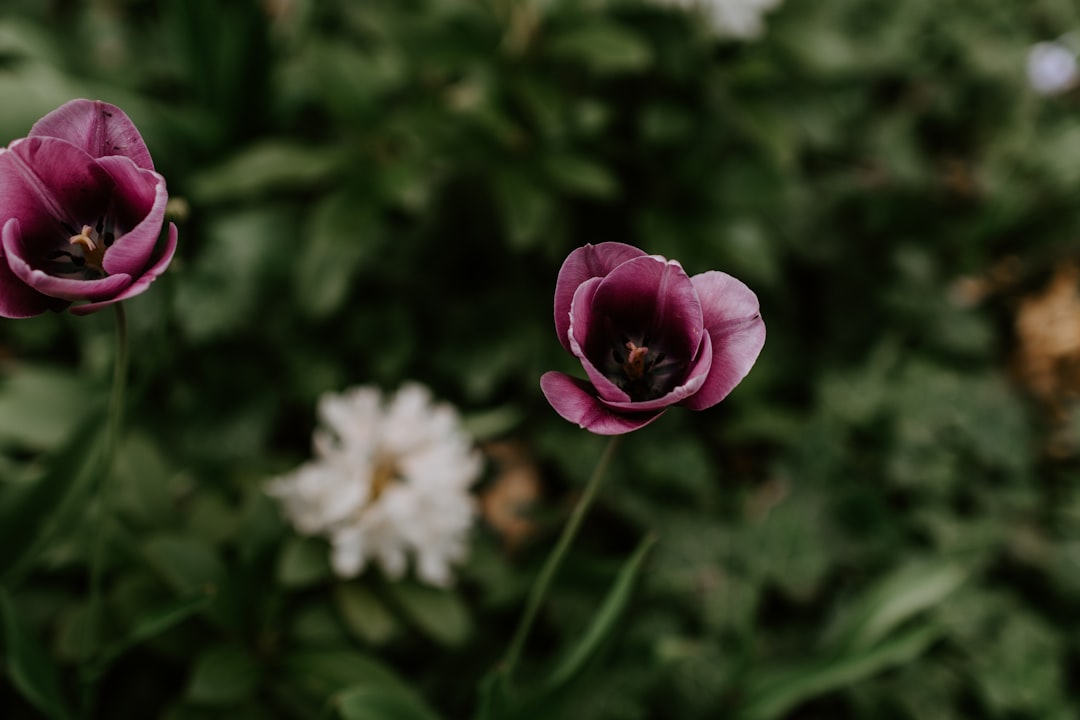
left=541, top=242, right=765, bottom=435
left=0, top=99, right=177, bottom=317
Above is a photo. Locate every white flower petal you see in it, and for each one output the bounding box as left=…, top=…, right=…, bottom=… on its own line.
left=267, top=382, right=482, bottom=586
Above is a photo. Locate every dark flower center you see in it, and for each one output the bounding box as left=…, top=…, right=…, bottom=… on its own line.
left=604, top=332, right=684, bottom=401
left=47, top=217, right=115, bottom=279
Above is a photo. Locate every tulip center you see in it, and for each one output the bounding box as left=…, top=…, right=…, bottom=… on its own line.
left=606, top=334, right=683, bottom=401
left=48, top=218, right=114, bottom=278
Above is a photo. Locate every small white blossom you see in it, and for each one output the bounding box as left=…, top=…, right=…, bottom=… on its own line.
left=656, top=0, right=783, bottom=40
left=268, top=383, right=481, bottom=587
left=1027, top=39, right=1079, bottom=96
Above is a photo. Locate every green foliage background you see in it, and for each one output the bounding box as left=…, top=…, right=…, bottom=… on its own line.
left=1, top=0, right=1079, bottom=717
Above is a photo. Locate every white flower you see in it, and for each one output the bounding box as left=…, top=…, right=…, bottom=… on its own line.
left=268, top=383, right=481, bottom=587
left=1027, top=39, right=1079, bottom=96
left=657, top=0, right=783, bottom=40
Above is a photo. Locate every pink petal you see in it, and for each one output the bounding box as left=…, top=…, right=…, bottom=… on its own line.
left=0, top=138, right=114, bottom=244
left=30, top=99, right=154, bottom=170
left=589, top=254, right=704, bottom=364
left=554, top=242, right=647, bottom=353
left=681, top=271, right=765, bottom=411
left=540, top=371, right=665, bottom=435
left=96, top=156, right=168, bottom=277
left=4, top=223, right=131, bottom=302
left=70, top=222, right=177, bottom=315
left=0, top=219, right=60, bottom=318
left=568, top=277, right=631, bottom=403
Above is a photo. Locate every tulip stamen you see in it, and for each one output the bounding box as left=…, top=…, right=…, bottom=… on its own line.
left=68, top=223, right=108, bottom=272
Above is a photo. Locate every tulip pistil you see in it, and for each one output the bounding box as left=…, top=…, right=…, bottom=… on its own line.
left=69, top=225, right=107, bottom=271
left=51, top=217, right=115, bottom=277
left=607, top=335, right=681, bottom=401
left=622, top=342, right=650, bottom=381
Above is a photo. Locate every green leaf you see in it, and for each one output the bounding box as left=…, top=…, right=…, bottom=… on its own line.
left=473, top=668, right=512, bottom=720
left=294, top=192, right=381, bottom=319
left=827, top=559, right=968, bottom=652
left=335, top=685, right=441, bottom=720
left=492, top=171, right=555, bottom=250
left=187, top=644, right=261, bottom=706
left=277, top=536, right=332, bottom=588
left=143, top=535, right=228, bottom=594
left=102, top=589, right=214, bottom=665
left=0, top=365, right=101, bottom=450
left=0, top=410, right=104, bottom=581
left=279, top=649, right=412, bottom=703
left=547, top=22, right=653, bottom=74
left=0, top=587, right=73, bottom=719
left=739, top=625, right=941, bottom=720
left=188, top=141, right=344, bottom=203
left=173, top=207, right=293, bottom=342
left=545, top=533, right=657, bottom=689
left=542, top=155, right=618, bottom=199
left=334, top=583, right=399, bottom=645
left=384, top=581, right=472, bottom=647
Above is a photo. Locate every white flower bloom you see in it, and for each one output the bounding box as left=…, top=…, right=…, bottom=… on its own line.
left=268, top=383, right=481, bottom=587
left=657, top=0, right=783, bottom=40
left=1027, top=40, right=1079, bottom=96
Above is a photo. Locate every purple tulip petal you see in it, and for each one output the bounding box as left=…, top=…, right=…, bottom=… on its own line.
left=0, top=219, right=59, bottom=318
left=96, top=155, right=167, bottom=277
left=540, top=371, right=665, bottom=435
left=586, top=254, right=704, bottom=367
left=29, top=99, right=154, bottom=170
left=4, top=233, right=131, bottom=302
left=567, top=276, right=632, bottom=403
left=70, top=222, right=178, bottom=315
left=681, top=271, right=765, bottom=411
left=0, top=138, right=115, bottom=244
left=554, top=242, right=647, bottom=353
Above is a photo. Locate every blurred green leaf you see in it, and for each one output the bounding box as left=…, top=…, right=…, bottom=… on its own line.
left=188, top=142, right=344, bottom=203
left=103, top=589, right=214, bottom=664
left=143, top=534, right=227, bottom=595
left=0, top=587, right=72, bottom=720
left=187, top=644, right=261, bottom=706
left=547, top=22, right=653, bottom=74
left=334, top=582, right=399, bottom=645
left=828, top=559, right=968, bottom=652
left=0, top=411, right=103, bottom=580
left=279, top=649, right=412, bottom=703
left=335, top=685, right=441, bottom=720
left=278, top=536, right=332, bottom=588
left=294, top=192, right=381, bottom=319
left=173, top=207, right=292, bottom=342
left=545, top=533, right=656, bottom=689
left=384, top=581, right=472, bottom=647
left=0, top=365, right=101, bottom=449
left=739, top=624, right=941, bottom=720
left=492, top=171, right=555, bottom=250
left=542, top=154, right=619, bottom=199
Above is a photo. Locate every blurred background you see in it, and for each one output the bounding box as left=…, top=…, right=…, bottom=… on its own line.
left=2, top=0, right=1080, bottom=718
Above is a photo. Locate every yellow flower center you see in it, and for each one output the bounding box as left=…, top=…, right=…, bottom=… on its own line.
left=369, top=455, right=400, bottom=505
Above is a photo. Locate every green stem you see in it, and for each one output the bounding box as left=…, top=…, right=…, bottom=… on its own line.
left=501, top=435, right=620, bottom=683
left=81, top=302, right=129, bottom=716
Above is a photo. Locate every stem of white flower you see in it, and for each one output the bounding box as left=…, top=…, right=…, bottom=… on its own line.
left=501, top=435, right=620, bottom=684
